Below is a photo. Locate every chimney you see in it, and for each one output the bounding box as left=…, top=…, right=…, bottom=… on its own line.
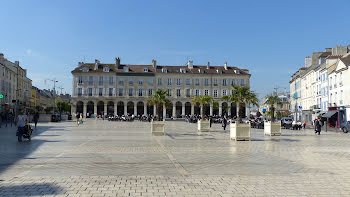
left=207, top=61, right=210, bottom=69
left=15, top=61, right=19, bottom=66
left=94, top=59, right=100, bottom=70
left=224, top=61, right=228, bottom=70
left=0, top=53, right=4, bottom=60
left=78, top=62, right=84, bottom=66
left=187, top=60, right=193, bottom=69
left=115, top=57, right=120, bottom=69
left=152, top=59, right=157, bottom=68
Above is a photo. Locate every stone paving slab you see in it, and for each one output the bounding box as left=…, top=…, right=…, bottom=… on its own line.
left=0, top=120, right=350, bottom=196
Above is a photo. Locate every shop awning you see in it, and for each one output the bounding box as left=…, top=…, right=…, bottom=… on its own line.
left=322, top=111, right=337, bottom=118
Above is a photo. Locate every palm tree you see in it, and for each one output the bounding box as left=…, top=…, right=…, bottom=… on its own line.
left=191, top=95, right=214, bottom=118
left=148, top=89, right=171, bottom=121
left=222, top=85, right=259, bottom=123
left=264, top=95, right=282, bottom=122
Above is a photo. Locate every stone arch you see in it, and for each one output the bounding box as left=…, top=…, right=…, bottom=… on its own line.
left=127, top=101, right=134, bottom=115
left=166, top=102, right=173, bottom=118
left=87, top=101, right=94, bottom=117
left=137, top=101, right=144, bottom=115
left=76, top=101, right=83, bottom=114
left=222, top=102, right=228, bottom=117
left=185, top=102, right=191, bottom=115
left=175, top=101, right=182, bottom=117
left=194, top=102, right=200, bottom=116
left=147, top=102, right=154, bottom=116
left=97, top=101, right=104, bottom=116
left=231, top=102, right=237, bottom=118
left=107, top=101, right=114, bottom=116
left=117, top=101, right=124, bottom=116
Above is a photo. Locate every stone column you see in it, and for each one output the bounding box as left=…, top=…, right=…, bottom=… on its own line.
left=191, top=104, right=194, bottom=116
left=104, top=104, right=107, bottom=116
left=172, top=102, right=176, bottom=118
left=71, top=104, right=75, bottom=117
left=210, top=103, right=213, bottom=116
left=94, top=103, right=97, bottom=117
left=181, top=103, right=185, bottom=116
left=83, top=104, right=87, bottom=118
left=124, top=103, right=127, bottom=115
left=114, top=103, right=117, bottom=116
left=228, top=103, right=231, bottom=117
left=163, top=103, right=166, bottom=119
left=143, top=103, right=147, bottom=116
left=219, top=102, right=222, bottom=117
left=153, top=105, right=156, bottom=117
left=134, top=102, right=137, bottom=115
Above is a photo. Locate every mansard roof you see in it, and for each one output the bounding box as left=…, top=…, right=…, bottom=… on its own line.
left=72, top=62, right=250, bottom=75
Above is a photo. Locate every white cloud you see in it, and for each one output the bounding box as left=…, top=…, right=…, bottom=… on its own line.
left=26, top=49, right=32, bottom=55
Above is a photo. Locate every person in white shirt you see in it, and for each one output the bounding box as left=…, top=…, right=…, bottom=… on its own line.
left=16, top=110, right=28, bottom=142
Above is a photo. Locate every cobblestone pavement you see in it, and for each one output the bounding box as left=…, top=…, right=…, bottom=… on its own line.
left=0, top=120, right=350, bottom=196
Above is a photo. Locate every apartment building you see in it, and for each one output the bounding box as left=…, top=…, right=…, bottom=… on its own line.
left=71, top=58, right=251, bottom=118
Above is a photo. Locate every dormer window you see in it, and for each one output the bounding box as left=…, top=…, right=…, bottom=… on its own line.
left=143, top=68, right=148, bottom=72
left=180, top=68, right=186, bottom=73
left=82, top=67, right=89, bottom=72
left=234, top=70, right=240, bottom=74
left=216, top=70, right=222, bottom=74
left=162, top=68, right=167, bottom=73
left=124, top=67, right=129, bottom=72
left=103, top=67, right=110, bottom=72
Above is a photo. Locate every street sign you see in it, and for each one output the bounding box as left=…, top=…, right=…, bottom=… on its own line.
left=0, top=94, right=3, bottom=99
left=262, top=108, right=266, bottom=112
left=298, top=106, right=302, bottom=109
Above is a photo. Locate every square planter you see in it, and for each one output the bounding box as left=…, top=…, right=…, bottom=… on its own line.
left=198, top=120, right=210, bottom=132
left=264, top=121, right=281, bottom=136
left=151, top=120, right=165, bottom=135
left=230, top=122, right=251, bottom=141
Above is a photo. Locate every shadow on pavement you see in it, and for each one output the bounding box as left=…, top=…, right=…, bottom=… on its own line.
left=0, top=183, right=65, bottom=196
left=0, top=124, right=64, bottom=176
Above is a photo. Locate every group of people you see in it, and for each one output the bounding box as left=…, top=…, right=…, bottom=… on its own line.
left=0, top=111, right=15, bottom=128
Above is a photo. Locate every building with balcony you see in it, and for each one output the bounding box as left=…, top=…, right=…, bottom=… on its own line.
left=71, top=58, right=251, bottom=118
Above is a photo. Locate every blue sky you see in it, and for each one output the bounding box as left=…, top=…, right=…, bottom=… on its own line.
left=1, top=0, right=349, bottom=98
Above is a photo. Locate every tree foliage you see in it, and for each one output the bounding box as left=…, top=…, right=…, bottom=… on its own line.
left=147, top=89, right=171, bottom=121
left=264, top=95, right=282, bottom=122
left=222, top=85, right=259, bottom=122
left=191, top=95, right=214, bottom=117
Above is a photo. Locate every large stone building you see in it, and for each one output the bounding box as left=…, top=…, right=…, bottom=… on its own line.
left=289, top=45, right=350, bottom=128
left=71, top=58, right=251, bottom=118
left=0, top=53, right=32, bottom=114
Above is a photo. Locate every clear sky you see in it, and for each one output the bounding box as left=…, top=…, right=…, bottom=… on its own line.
left=1, top=0, right=349, bottom=98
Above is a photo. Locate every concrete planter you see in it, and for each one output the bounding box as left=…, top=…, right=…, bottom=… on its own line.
left=264, top=121, right=281, bottom=136
left=230, top=122, right=251, bottom=141
left=198, top=120, right=210, bottom=132
left=151, top=120, right=165, bottom=135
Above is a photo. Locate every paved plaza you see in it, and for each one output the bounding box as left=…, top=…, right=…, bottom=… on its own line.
left=1, top=120, right=350, bottom=196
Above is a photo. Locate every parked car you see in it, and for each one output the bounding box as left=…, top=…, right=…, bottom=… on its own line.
left=281, top=117, right=293, bottom=129
left=342, top=121, right=350, bottom=133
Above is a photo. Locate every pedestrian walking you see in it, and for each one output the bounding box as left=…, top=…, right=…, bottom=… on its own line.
left=222, top=116, right=227, bottom=130
left=33, top=111, right=39, bottom=128
left=315, top=117, right=322, bottom=135
left=303, top=121, right=306, bottom=129
left=16, top=110, right=28, bottom=142
left=76, top=113, right=80, bottom=125
left=209, top=117, right=213, bottom=128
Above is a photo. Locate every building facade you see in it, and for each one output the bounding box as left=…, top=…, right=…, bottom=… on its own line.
left=71, top=58, right=251, bottom=118
left=289, top=45, right=350, bottom=128
left=0, top=53, right=32, bottom=113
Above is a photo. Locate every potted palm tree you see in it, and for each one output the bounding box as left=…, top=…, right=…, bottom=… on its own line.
left=148, top=89, right=171, bottom=135
left=222, top=85, right=259, bottom=141
left=264, top=95, right=282, bottom=136
left=192, top=95, right=214, bottom=132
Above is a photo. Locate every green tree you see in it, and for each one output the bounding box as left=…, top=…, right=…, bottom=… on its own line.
left=222, top=85, right=259, bottom=122
left=148, top=89, right=171, bottom=121
left=264, top=95, right=282, bottom=122
left=191, top=95, right=214, bottom=118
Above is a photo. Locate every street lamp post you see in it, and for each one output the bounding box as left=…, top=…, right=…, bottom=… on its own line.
left=45, top=79, right=58, bottom=114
